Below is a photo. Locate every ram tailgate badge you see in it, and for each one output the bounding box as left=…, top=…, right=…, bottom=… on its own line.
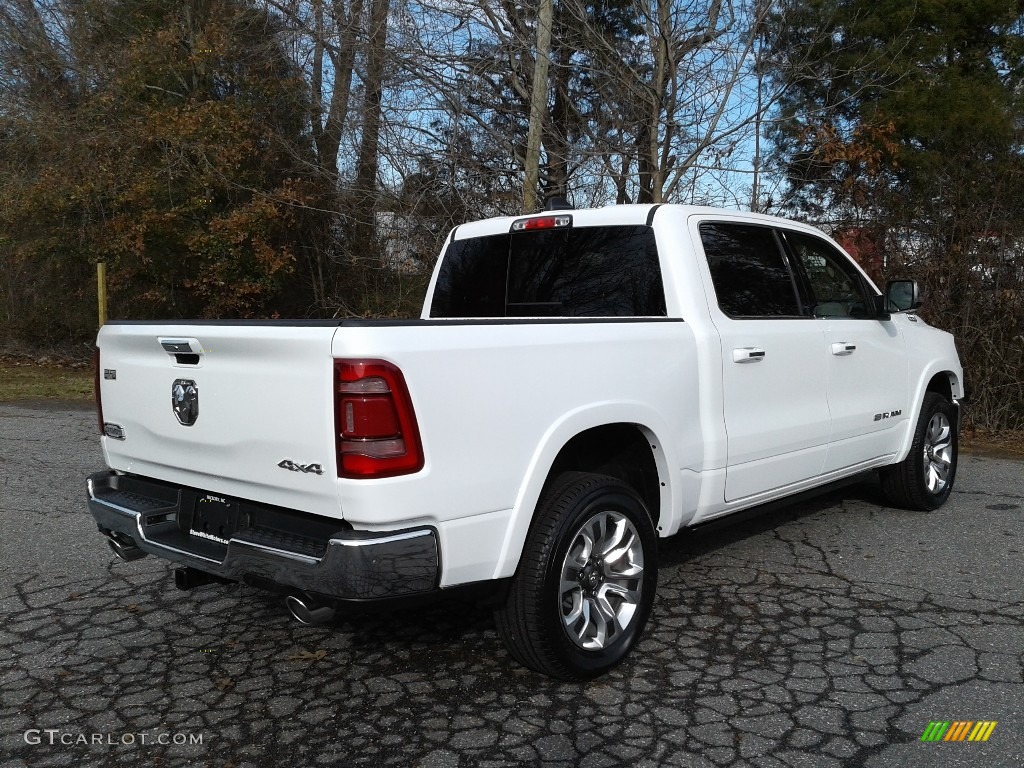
left=172, top=379, right=199, bottom=426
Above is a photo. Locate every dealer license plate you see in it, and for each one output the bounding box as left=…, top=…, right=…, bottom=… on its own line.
left=189, top=494, right=240, bottom=544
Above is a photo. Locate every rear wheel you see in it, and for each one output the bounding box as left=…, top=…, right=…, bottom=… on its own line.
left=880, top=392, right=958, bottom=510
left=494, top=472, right=658, bottom=680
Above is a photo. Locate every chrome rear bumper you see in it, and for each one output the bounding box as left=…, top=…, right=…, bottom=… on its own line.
left=86, top=471, right=439, bottom=601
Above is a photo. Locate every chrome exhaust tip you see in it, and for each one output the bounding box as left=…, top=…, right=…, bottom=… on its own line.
left=104, top=530, right=147, bottom=562
left=285, top=594, right=336, bottom=625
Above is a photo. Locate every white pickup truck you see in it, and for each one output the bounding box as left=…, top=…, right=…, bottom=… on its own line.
left=88, top=204, right=963, bottom=680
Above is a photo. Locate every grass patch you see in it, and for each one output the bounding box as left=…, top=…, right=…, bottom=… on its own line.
left=0, top=356, right=93, bottom=402
left=961, top=427, right=1024, bottom=458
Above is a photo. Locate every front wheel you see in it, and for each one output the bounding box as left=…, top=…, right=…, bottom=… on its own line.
left=494, top=472, right=658, bottom=681
left=880, top=392, right=958, bottom=511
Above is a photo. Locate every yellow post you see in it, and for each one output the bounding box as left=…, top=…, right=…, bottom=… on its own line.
left=97, top=262, right=107, bottom=328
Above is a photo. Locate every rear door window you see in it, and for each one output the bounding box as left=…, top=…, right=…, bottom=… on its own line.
left=430, top=225, right=666, bottom=318
left=699, top=222, right=803, bottom=318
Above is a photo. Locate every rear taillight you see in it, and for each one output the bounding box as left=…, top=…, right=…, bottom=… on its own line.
left=334, top=359, right=424, bottom=479
left=93, top=347, right=104, bottom=435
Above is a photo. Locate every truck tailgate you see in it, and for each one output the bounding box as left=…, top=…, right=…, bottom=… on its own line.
left=97, top=322, right=343, bottom=519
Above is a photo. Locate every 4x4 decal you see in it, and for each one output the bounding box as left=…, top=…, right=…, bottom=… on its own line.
left=277, top=459, right=324, bottom=476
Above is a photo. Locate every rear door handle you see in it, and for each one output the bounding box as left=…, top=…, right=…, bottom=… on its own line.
left=831, top=342, right=857, bottom=356
left=733, top=347, right=766, bottom=363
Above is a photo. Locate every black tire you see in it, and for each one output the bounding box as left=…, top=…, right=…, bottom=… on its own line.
left=494, top=472, right=658, bottom=681
left=880, top=392, right=958, bottom=511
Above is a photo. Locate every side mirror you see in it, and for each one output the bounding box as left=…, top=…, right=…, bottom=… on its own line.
left=885, top=280, right=923, bottom=312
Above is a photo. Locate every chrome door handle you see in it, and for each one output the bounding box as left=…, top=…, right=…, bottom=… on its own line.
left=733, top=347, right=766, bottom=363
left=831, top=342, right=857, bottom=356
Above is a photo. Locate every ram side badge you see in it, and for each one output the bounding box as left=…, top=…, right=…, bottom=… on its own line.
left=172, top=379, right=199, bottom=426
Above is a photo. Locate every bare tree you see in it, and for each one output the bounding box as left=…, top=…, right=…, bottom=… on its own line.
left=523, top=0, right=553, bottom=211
left=394, top=0, right=785, bottom=211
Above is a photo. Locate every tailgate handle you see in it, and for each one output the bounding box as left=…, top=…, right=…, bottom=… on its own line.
left=160, top=338, right=203, bottom=366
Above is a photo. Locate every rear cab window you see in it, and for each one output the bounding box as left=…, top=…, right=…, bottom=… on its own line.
left=430, top=223, right=667, bottom=318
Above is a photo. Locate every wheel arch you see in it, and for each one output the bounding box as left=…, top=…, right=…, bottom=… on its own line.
left=545, top=424, right=662, bottom=524
left=896, top=367, right=963, bottom=462
left=925, top=370, right=960, bottom=402
left=490, top=405, right=677, bottom=581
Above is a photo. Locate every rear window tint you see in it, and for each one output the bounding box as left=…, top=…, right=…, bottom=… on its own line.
left=430, top=225, right=666, bottom=318
left=699, top=222, right=802, bottom=318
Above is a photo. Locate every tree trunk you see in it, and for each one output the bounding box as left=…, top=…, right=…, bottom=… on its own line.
left=351, top=0, right=391, bottom=251
left=523, top=0, right=553, bottom=213
left=319, top=0, right=362, bottom=181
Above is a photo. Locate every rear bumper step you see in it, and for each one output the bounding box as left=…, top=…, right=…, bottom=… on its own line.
left=86, top=471, right=439, bottom=601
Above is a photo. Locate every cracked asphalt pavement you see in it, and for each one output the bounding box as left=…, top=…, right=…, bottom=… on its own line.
left=1, top=402, right=1022, bottom=767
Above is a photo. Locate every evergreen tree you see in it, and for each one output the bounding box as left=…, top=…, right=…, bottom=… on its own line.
left=769, top=0, right=1024, bottom=430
